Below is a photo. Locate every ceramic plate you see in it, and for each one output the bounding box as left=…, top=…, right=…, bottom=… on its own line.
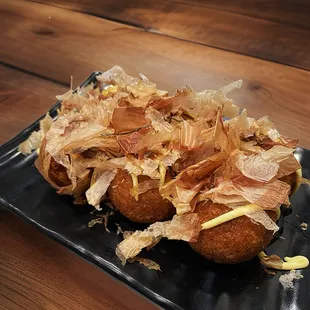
left=1, top=73, right=309, bottom=310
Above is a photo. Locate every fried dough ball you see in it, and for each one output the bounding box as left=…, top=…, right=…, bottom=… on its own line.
left=49, top=157, right=71, bottom=187
left=36, top=137, right=71, bottom=188
left=189, top=202, right=277, bottom=264
left=108, top=169, right=175, bottom=223
left=280, top=171, right=298, bottom=195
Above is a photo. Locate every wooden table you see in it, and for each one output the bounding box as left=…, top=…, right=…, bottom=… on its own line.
left=1, top=1, right=310, bottom=309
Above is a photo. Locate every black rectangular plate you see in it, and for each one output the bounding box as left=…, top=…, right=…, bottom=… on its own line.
left=1, top=73, right=310, bottom=310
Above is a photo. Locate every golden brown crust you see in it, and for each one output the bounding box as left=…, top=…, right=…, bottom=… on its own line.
left=48, top=157, right=71, bottom=187
left=280, top=172, right=297, bottom=195
left=189, top=202, right=276, bottom=264
left=108, top=169, right=175, bottom=223
left=36, top=137, right=71, bottom=188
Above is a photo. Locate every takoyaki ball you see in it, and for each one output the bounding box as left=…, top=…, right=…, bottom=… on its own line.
left=189, top=202, right=277, bottom=264
left=36, top=137, right=71, bottom=188
left=280, top=171, right=299, bottom=195
left=108, top=169, right=175, bottom=223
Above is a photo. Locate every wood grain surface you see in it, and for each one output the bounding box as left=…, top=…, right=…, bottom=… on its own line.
left=0, top=210, right=157, bottom=310
left=1, top=0, right=310, bottom=147
left=0, top=65, right=67, bottom=143
left=28, top=0, right=310, bottom=70
left=174, top=0, right=310, bottom=29
left=1, top=1, right=310, bottom=309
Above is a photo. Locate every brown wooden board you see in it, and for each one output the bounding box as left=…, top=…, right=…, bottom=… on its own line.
left=0, top=65, right=67, bottom=144
left=0, top=210, right=157, bottom=310
left=174, top=0, right=310, bottom=29
left=27, top=0, right=310, bottom=70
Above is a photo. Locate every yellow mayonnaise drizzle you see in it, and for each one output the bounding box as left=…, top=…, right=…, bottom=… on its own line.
left=296, top=168, right=302, bottom=178
left=130, top=174, right=139, bottom=201
left=292, top=168, right=303, bottom=195
left=101, top=85, right=118, bottom=97
left=275, top=207, right=281, bottom=220
left=201, top=204, right=262, bottom=230
left=282, top=257, right=309, bottom=270
left=258, top=251, right=309, bottom=270
left=159, top=164, right=166, bottom=187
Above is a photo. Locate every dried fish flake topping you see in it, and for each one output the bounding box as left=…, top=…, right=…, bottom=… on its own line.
left=128, top=256, right=161, bottom=271
left=279, top=270, right=303, bottom=289
left=300, top=222, right=308, bottom=231
left=116, top=214, right=200, bottom=264
left=88, top=218, right=104, bottom=228
left=88, top=211, right=114, bottom=232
